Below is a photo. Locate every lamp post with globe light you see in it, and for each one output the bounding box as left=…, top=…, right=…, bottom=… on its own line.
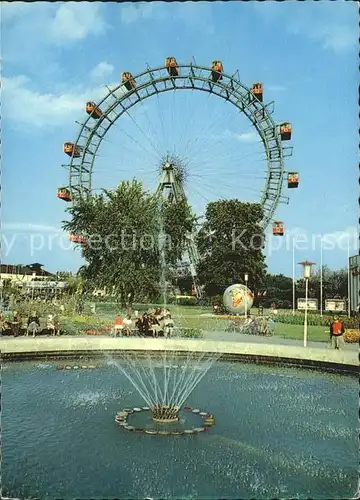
left=299, top=261, right=315, bottom=347
left=244, top=273, right=249, bottom=318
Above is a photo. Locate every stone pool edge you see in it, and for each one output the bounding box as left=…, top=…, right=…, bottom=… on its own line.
left=1, top=337, right=358, bottom=375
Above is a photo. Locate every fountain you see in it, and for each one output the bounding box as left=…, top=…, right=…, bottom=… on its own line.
left=108, top=201, right=221, bottom=431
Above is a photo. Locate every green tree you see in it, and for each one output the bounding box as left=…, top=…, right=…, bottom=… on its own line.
left=263, top=273, right=293, bottom=307
left=63, top=180, right=195, bottom=307
left=196, top=200, right=267, bottom=297
left=296, top=266, right=349, bottom=303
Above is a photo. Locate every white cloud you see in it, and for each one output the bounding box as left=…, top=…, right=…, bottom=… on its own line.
left=90, top=62, right=115, bottom=81
left=49, top=3, right=108, bottom=45
left=254, top=1, right=357, bottom=53
left=2, top=75, right=119, bottom=128
left=119, top=1, right=214, bottom=33
left=0, top=1, right=41, bottom=23
left=120, top=3, right=155, bottom=24
left=2, top=2, right=108, bottom=66
left=235, top=131, right=259, bottom=143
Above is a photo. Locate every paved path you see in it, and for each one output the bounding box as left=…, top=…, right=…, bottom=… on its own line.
left=201, top=330, right=358, bottom=351
left=0, top=335, right=357, bottom=371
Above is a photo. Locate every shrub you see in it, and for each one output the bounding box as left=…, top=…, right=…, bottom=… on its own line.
left=175, top=327, right=203, bottom=338
left=272, top=313, right=358, bottom=329
left=167, top=296, right=197, bottom=306
left=60, top=315, right=109, bottom=335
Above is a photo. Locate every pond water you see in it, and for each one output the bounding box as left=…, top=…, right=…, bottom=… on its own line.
left=2, top=359, right=358, bottom=499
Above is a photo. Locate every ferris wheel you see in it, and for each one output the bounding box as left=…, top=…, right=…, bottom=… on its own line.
left=58, top=57, right=299, bottom=299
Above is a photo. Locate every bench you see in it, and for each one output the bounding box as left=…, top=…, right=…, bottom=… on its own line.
left=1, top=316, right=61, bottom=336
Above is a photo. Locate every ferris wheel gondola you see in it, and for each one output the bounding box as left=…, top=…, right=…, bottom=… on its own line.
left=60, top=57, right=297, bottom=299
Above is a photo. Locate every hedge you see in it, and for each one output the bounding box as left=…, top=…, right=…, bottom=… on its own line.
left=272, top=313, right=358, bottom=329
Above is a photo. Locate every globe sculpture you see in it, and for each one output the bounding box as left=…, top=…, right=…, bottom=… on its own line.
left=223, top=284, right=254, bottom=315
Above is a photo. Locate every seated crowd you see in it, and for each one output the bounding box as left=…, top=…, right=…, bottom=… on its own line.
left=113, top=308, right=174, bottom=338
left=0, top=311, right=60, bottom=337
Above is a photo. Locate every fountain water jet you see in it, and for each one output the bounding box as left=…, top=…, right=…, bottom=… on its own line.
left=109, top=186, right=221, bottom=426
left=108, top=348, right=221, bottom=423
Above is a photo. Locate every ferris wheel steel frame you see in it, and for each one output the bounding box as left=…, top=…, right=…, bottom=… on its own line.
left=66, top=63, right=292, bottom=229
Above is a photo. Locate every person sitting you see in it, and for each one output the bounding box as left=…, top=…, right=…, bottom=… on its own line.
left=0, top=313, right=6, bottom=336
left=330, top=316, right=345, bottom=350
left=149, top=314, right=160, bottom=338
left=155, top=309, right=165, bottom=336
left=141, top=313, right=150, bottom=336
left=46, top=314, right=57, bottom=336
left=27, top=312, right=41, bottom=337
left=163, top=314, right=174, bottom=338
left=53, top=314, right=60, bottom=336
left=113, top=315, right=123, bottom=337
left=135, top=316, right=144, bottom=336
left=122, top=314, right=133, bottom=337
left=11, top=311, right=21, bottom=337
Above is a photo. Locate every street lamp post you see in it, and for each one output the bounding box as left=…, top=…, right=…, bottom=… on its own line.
left=292, top=237, right=296, bottom=315
left=244, top=273, right=249, bottom=319
left=299, top=261, right=315, bottom=347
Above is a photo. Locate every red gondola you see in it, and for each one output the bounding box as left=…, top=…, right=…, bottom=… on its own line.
left=69, top=233, right=85, bottom=244
left=57, top=187, right=71, bottom=202
left=121, top=72, right=136, bottom=91
left=64, top=142, right=81, bottom=158
left=250, top=83, right=263, bottom=102
left=165, top=57, right=179, bottom=77
left=86, top=102, right=103, bottom=119
left=272, top=221, right=284, bottom=236
left=280, top=122, right=292, bottom=141
left=211, top=60, right=223, bottom=83
left=287, top=172, right=299, bottom=188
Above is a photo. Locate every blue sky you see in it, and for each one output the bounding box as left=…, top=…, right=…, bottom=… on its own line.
left=2, top=1, right=358, bottom=278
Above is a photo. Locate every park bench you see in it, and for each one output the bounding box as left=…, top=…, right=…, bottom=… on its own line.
left=1, top=316, right=61, bottom=336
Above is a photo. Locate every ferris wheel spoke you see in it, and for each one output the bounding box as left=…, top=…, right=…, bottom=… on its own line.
left=111, top=122, right=160, bottom=163
left=190, top=131, right=263, bottom=164
left=175, top=88, right=194, bottom=153
left=180, top=106, right=259, bottom=167
left=123, top=106, right=163, bottom=159
left=175, top=90, right=214, bottom=157
left=191, top=149, right=266, bottom=173
left=137, top=99, right=164, bottom=152
left=155, top=93, right=168, bottom=151
left=191, top=180, right=262, bottom=205
left=189, top=172, right=266, bottom=182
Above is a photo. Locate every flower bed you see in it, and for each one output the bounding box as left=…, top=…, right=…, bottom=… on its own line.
left=83, top=324, right=113, bottom=335
left=344, top=329, right=360, bottom=344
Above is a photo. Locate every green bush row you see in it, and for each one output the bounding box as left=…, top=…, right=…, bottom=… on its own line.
left=273, top=313, right=358, bottom=329
left=175, top=327, right=203, bottom=338
left=167, top=296, right=198, bottom=306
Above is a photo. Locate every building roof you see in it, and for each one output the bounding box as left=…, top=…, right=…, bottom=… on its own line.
left=0, top=264, right=54, bottom=277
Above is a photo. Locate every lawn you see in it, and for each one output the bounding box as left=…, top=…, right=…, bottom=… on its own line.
left=171, top=313, right=328, bottom=342
left=90, top=303, right=329, bottom=343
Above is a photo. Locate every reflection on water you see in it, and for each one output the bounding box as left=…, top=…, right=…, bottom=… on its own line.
left=2, top=360, right=358, bottom=500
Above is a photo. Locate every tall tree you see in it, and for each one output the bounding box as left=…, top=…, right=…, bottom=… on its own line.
left=63, top=180, right=195, bottom=306
left=297, top=266, right=348, bottom=300
left=263, top=273, right=293, bottom=307
left=196, top=200, right=267, bottom=296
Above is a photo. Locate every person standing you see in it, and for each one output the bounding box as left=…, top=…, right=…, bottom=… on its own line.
left=113, top=315, right=123, bottom=337
left=329, top=316, right=345, bottom=350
